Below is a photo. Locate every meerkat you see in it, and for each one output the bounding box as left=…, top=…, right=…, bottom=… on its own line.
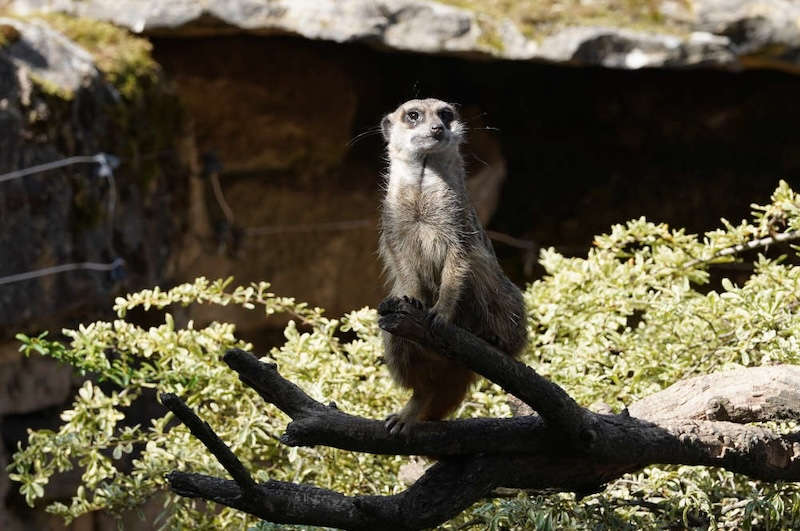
left=379, top=98, right=528, bottom=435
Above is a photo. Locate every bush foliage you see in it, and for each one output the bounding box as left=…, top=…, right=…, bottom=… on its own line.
left=9, top=181, right=800, bottom=529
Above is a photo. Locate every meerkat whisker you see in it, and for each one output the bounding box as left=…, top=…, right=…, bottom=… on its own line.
left=347, top=127, right=384, bottom=147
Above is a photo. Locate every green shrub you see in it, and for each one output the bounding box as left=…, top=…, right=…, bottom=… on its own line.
left=9, top=181, right=800, bottom=529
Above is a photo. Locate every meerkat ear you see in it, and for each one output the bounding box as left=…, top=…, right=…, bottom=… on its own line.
left=381, top=115, right=392, bottom=143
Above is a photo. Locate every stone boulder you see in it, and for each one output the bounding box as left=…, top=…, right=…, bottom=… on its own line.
left=0, top=15, right=189, bottom=337
left=7, top=0, right=800, bottom=71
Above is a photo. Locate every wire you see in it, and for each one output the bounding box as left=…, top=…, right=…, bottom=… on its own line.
left=0, top=258, right=125, bottom=286
left=0, top=153, right=124, bottom=286
left=209, top=171, right=235, bottom=224
left=0, top=154, right=106, bottom=183
left=244, top=219, right=374, bottom=235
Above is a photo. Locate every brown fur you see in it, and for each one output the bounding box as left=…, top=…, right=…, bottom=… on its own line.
left=379, top=99, right=527, bottom=434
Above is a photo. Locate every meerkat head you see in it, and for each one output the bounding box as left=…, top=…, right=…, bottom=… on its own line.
left=381, top=99, right=464, bottom=160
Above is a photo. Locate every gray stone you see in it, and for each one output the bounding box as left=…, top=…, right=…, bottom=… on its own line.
left=0, top=15, right=188, bottom=337
left=0, top=17, right=97, bottom=95
left=7, top=0, right=800, bottom=71
left=538, top=26, right=736, bottom=69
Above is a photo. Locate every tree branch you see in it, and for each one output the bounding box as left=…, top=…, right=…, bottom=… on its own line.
left=684, top=230, right=800, bottom=269
left=224, top=347, right=552, bottom=456
left=160, top=393, right=259, bottom=494
left=163, top=302, right=800, bottom=530
left=166, top=457, right=505, bottom=531
left=377, top=296, right=594, bottom=446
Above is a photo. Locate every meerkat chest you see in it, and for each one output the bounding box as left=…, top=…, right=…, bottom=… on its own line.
left=386, top=186, right=459, bottom=268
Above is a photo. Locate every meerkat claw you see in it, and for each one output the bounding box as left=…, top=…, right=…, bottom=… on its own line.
left=426, top=311, right=448, bottom=330
left=378, top=297, right=399, bottom=315
left=385, top=413, right=415, bottom=436
left=401, top=296, right=425, bottom=311
left=384, top=414, right=402, bottom=434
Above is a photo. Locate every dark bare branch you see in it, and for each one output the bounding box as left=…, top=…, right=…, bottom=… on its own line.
left=165, top=413, right=800, bottom=531
left=166, top=457, right=500, bottom=530
left=224, top=347, right=551, bottom=456
left=222, top=348, right=800, bottom=475
left=163, top=313, right=800, bottom=530
left=223, top=349, right=327, bottom=419
left=283, top=413, right=553, bottom=455
left=166, top=472, right=376, bottom=530
left=377, top=296, right=593, bottom=445
left=160, top=392, right=258, bottom=493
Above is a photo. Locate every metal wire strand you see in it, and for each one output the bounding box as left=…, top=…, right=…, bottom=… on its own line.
left=0, top=153, right=124, bottom=286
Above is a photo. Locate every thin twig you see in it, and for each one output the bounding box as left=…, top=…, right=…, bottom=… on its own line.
left=486, top=230, right=538, bottom=250
left=160, top=393, right=258, bottom=494
left=244, top=219, right=373, bottom=236
left=684, top=230, right=800, bottom=269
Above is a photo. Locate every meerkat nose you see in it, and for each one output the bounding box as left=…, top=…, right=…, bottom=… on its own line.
left=431, top=124, right=444, bottom=140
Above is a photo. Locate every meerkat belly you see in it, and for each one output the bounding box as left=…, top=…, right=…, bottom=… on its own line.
left=402, top=221, right=449, bottom=298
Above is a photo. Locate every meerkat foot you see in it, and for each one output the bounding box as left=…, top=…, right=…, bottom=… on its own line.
left=386, top=394, right=425, bottom=436
left=384, top=413, right=416, bottom=437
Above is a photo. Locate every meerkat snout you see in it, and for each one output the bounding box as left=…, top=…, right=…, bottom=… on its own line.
left=430, top=122, right=444, bottom=140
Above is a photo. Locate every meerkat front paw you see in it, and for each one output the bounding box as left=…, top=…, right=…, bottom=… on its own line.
left=430, top=298, right=457, bottom=321
left=401, top=295, right=425, bottom=311
left=428, top=303, right=454, bottom=331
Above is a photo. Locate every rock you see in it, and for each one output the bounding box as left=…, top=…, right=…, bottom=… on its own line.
left=508, top=395, right=535, bottom=417
left=398, top=456, right=429, bottom=486
left=0, top=17, right=97, bottom=95
left=7, top=0, right=800, bottom=71
left=540, top=26, right=735, bottom=69
left=694, top=0, right=800, bottom=70
left=152, top=36, right=357, bottom=175
left=0, top=15, right=189, bottom=338
left=6, top=0, right=536, bottom=57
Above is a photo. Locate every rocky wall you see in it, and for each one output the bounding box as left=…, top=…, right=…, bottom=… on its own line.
left=154, top=34, right=800, bottom=296
left=0, top=15, right=189, bottom=530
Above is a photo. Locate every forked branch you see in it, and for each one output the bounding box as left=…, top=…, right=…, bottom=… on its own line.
left=163, top=297, right=800, bottom=530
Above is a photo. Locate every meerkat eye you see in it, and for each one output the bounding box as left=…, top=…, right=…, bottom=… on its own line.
left=438, top=108, right=455, bottom=125
left=406, top=110, right=420, bottom=122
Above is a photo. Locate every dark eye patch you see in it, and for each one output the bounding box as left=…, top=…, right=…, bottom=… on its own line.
left=437, top=108, right=455, bottom=126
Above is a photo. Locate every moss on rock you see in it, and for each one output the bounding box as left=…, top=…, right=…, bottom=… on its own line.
left=442, top=0, right=688, bottom=40
left=29, top=13, right=159, bottom=100
left=0, top=22, right=20, bottom=47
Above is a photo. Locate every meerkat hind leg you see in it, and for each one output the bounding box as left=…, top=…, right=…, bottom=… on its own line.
left=385, top=364, right=474, bottom=436
left=419, top=366, right=474, bottom=421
